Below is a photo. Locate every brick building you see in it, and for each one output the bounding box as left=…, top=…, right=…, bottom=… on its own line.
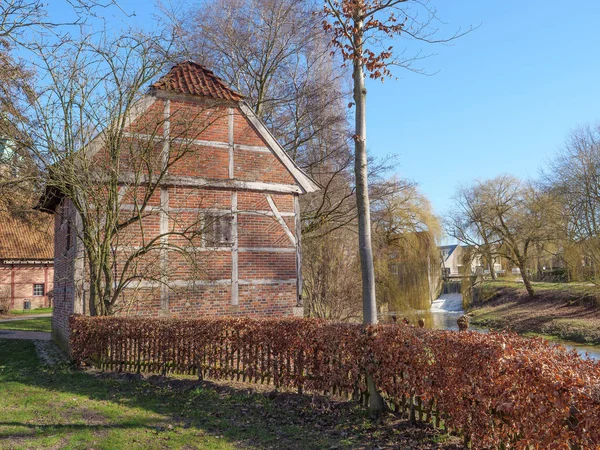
left=0, top=212, right=54, bottom=311
left=38, top=62, right=319, bottom=349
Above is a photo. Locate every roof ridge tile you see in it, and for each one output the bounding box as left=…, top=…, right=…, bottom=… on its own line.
left=151, top=61, right=244, bottom=101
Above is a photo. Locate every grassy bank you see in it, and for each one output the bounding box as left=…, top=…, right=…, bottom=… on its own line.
left=0, top=339, right=461, bottom=449
left=6, top=307, right=53, bottom=316
left=0, top=317, right=52, bottom=332
left=468, top=280, right=600, bottom=345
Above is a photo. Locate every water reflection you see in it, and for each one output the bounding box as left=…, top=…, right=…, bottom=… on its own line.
left=387, top=293, right=465, bottom=330
left=555, top=341, right=600, bottom=361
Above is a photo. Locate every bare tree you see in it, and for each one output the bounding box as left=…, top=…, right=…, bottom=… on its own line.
left=303, top=228, right=363, bottom=321
left=1, top=0, right=67, bottom=42
left=10, top=29, right=232, bottom=315
left=0, top=0, right=124, bottom=46
left=173, top=0, right=358, bottom=237
left=470, top=176, right=555, bottom=298
left=543, top=124, right=600, bottom=283
left=445, top=184, right=500, bottom=280
left=0, top=285, right=11, bottom=314
left=0, top=0, right=130, bottom=219
left=179, top=0, right=325, bottom=121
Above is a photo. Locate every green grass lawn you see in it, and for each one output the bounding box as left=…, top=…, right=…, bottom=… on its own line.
left=7, top=307, right=53, bottom=316
left=0, top=339, right=459, bottom=450
left=8, top=308, right=52, bottom=316
left=0, top=317, right=52, bottom=332
left=477, top=280, right=600, bottom=297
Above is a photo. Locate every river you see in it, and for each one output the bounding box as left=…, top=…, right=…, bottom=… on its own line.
left=423, top=293, right=600, bottom=361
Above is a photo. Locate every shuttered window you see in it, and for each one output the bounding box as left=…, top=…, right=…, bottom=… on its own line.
left=205, top=214, right=233, bottom=246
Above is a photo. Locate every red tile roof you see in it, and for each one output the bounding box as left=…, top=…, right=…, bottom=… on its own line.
left=151, top=61, right=245, bottom=101
left=0, top=211, right=53, bottom=260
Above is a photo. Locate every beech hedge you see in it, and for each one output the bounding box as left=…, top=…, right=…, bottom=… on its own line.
left=70, top=315, right=600, bottom=449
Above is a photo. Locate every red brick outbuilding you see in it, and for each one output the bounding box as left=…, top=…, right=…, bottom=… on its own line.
left=0, top=212, right=54, bottom=311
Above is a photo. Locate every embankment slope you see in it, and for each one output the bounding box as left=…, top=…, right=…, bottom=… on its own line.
left=469, top=281, right=600, bottom=345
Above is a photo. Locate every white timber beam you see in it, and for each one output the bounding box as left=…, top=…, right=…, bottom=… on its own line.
left=121, top=132, right=270, bottom=153
left=118, top=174, right=303, bottom=194
left=294, top=194, right=303, bottom=307
left=231, top=191, right=239, bottom=306
left=159, top=99, right=171, bottom=315
left=265, top=194, right=296, bottom=245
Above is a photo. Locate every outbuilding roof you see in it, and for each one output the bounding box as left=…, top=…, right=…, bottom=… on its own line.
left=150, top=61, right=245, bottom=101
left=0, top=211, right=53, bottom=260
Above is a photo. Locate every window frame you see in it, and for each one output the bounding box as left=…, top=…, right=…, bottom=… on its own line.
left=33, top=283, right=45, bottom=297
left=203, top=212, right=233, bottom=247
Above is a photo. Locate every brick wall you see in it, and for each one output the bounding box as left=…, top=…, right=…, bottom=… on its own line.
left=52, top=198, right=77, bottom=351
left=0, top=265, right=53, bottom=310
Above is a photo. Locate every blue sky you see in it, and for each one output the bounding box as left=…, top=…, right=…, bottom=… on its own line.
left=47, top=0, right=600, bottom=219
left=366, top=1, right=600, bottom=216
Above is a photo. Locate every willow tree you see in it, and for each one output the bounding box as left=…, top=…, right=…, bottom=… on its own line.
left=372, top=179, right=442, bottom=313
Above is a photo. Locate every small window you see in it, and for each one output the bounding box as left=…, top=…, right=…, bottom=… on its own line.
left=66, top=221, right=71, bottom=251
left=205, top=214, right=233, bottom=246
left=33, top=284, right=45, bottom=296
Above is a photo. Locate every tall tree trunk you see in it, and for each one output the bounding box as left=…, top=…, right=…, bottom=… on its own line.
left=488, top=260, right=497, bottom=280
left=87, top=261, right=98, bottom=316
left=353, top=15, right=383, bottom=418
left=353, top=30, right=377, bottom=326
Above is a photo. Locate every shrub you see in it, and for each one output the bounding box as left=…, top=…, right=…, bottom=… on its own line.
left=70, top=316, right=600, bottom=449
left=533, top=268, right=569, bottom=283
left=0, top=286, right=11, bottom=314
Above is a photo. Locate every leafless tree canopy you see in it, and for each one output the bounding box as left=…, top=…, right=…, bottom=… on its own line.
left=4, top=16, right=228, bottom=315
left=446, top=123, right=600, bottom=288
left=444, top=183, right=501, bottom=280
left=175, top=0, right=358, bottom=235
left=446, top=175, right=557, bottom=298
left=541, top=124, right=600, bottom=282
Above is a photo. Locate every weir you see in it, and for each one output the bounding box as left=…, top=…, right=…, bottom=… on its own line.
left=440, top=280, right=462, bottom=294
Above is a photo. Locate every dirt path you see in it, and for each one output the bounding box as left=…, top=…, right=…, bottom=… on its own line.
left=0, top=329, right=51, bottom=341
left=0, top=313, right=52, bottom=322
